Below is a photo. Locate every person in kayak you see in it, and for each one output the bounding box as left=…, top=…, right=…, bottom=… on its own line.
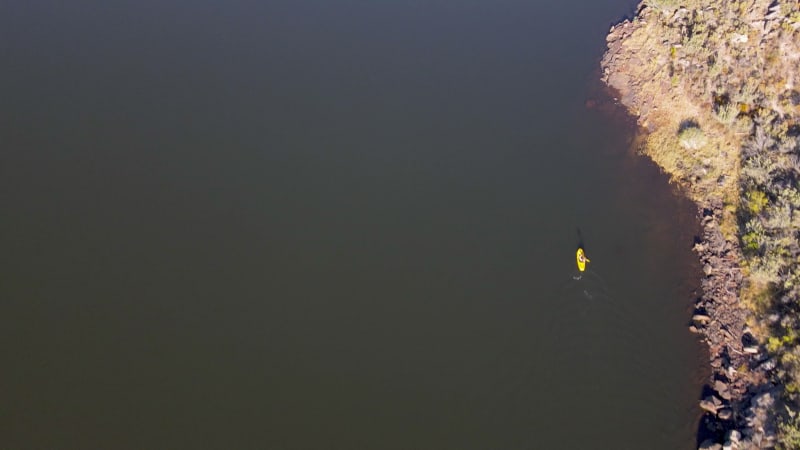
left=576, top=248, right=590, bottom=272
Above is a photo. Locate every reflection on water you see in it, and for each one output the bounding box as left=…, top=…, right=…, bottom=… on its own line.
left=0, top=0, right=706, bottom=448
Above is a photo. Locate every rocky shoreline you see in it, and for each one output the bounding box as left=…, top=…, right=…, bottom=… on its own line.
left=690, top=200, right=778, bottom=448
left=599, top=4, right=791, bottom=448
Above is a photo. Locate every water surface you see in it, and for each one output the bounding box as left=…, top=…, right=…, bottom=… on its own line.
left=1, top=1, right=706, bottom=448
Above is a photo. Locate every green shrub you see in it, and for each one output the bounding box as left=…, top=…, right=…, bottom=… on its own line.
left=780, top=407, right=800, bottom=450
left=742, top=232, right=760, bottom=251
left=714, top=102, right=738, bottom=124
left=746, top=189, right=770, bottom=214
left=678, top=126, right=708, bottom=150
left=770, top=336, right=784, bottom=353
left=743, top=155, right=778, bottom=186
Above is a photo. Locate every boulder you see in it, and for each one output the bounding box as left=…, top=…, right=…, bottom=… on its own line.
left=725, top=429, right=741, bottom=443
left=718, top=408, right=733, bottom=420
left=758, top=358, right=777, bottom=371
left=693, top=314, right=712, bottom=325
left=714, top=380, right=732, bottom=400
left=700, top=396, right=722, bottom=414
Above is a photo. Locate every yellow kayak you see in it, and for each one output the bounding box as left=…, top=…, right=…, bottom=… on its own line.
left=576, top=248, right=590, bottom=272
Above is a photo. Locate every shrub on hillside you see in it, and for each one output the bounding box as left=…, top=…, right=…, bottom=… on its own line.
left=678, top=126, right=707, bottom=150
left=714, top=102, right=738, bottom=125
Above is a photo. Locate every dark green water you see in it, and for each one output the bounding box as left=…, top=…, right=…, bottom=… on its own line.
left=1, top=1, right=707, bottom=448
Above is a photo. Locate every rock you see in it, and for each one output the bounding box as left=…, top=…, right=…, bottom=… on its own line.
left=731, top=33, right=748, bottom=43
left=767, top=313, right=780, bottom=323
left=759, top=358, right=777, bottom=371
left=689, top=325, right=700, bottom=333
left=703, top=263, right=714, bottom=275
left=722, top=441, right=734, bottom=450
left=700, top=396, right=722, bottom=413
left=698, top=439, right=722, bottom=450
left=714, top=380, right=732, bottom=399
left=751, top=391, right=775, bottom=409
left=743, top=345, right=759, bottom=354
left=718, top=408, right=733, bottom=420
left=693, top=314, right=712, bottom=325
left=726, top=429, right=741, bottom=443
